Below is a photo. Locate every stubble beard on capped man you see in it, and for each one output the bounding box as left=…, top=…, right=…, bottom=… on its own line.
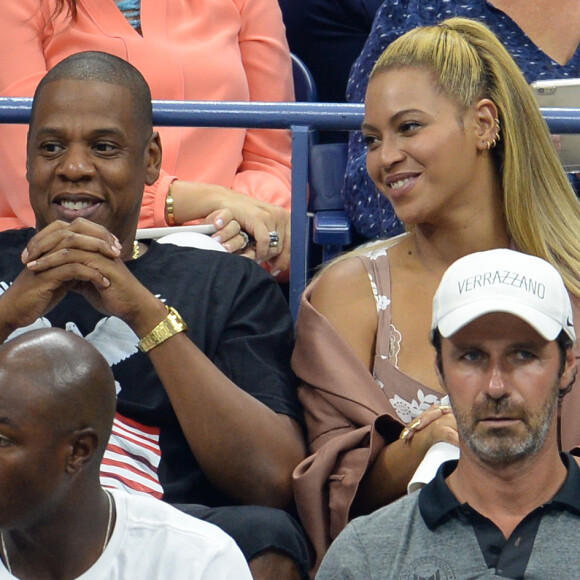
left=451, top=385, right=559, bottom=466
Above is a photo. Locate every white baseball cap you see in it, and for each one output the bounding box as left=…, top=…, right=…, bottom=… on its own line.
left=431, top=249, right=576, bottom=342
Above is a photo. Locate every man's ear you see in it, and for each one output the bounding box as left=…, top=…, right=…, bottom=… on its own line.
left=473, top=98, right=499, bottom=151
left=144, top=131, right=162, bottom=186
left=560, top=348, right=578, bottom=394
left=66, top=428, right=99, bottom=475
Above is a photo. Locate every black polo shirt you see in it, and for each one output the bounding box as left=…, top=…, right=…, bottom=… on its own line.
left=419, top=453, right=580, bottom=579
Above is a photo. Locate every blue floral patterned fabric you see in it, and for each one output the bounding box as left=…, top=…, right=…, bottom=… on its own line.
left=344, top=0, right=580, bottom=239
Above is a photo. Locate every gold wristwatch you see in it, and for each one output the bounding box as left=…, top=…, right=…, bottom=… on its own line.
left=138, top=306, right=188, bottom=353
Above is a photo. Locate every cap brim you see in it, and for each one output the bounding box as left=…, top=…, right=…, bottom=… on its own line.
left=437, top=299, right=565, bottom=341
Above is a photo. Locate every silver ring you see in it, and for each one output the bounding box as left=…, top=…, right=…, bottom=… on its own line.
left=268, top=230, right=279, bottom=248
left=239, top=231, right=250, bottom=250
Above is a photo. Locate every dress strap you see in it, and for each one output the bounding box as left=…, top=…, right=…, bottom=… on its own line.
left=357, top=245, right=399, bottom=366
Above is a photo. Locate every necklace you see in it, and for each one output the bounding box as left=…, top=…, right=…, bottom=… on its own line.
left=0, top=491, right=114, bottom=575
left=133, top=240, right=140, bottom=260
left=102, top=490, right=114, bottom=553
left=0, top=532, right=10, bottom=575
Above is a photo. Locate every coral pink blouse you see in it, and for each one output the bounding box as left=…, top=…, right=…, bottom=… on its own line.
left=0, top=0, right=294, bottom=229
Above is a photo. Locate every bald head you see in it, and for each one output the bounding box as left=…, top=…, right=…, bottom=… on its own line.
left=0, top=329, right=116, bottom=459
left=31, top=51, right=153, bottom=137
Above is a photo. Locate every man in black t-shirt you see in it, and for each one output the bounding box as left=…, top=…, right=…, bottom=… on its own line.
left=0, top=51, right=308, bottom=580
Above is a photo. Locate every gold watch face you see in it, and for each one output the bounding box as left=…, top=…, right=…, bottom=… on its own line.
left=167, top=307, right=187, bottom=331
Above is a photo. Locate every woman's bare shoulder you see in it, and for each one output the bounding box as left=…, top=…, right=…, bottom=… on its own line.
left=309, top=256, right=378, bottom=368
left=311, top=256, right=372, bottom=309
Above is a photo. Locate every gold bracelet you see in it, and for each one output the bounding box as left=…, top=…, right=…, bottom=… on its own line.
left=138, top=306, right=188, bottom=353
left=166, top=184, right=176, bottom=226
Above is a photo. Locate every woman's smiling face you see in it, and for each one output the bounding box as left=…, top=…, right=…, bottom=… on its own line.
left=362, top=66, right=484, bottom=227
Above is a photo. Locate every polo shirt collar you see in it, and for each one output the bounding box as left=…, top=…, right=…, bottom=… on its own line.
left=419, top=452, right=580, bottom=530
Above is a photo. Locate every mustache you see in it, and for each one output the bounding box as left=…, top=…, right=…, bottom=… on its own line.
left=471, top=397, right=526, bottom=420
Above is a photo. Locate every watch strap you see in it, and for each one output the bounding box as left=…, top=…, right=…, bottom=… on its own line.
left=138, top=306, right=188, bottom=353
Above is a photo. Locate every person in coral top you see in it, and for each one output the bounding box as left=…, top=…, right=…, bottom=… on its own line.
left=0, top=0, right=293, bottom=275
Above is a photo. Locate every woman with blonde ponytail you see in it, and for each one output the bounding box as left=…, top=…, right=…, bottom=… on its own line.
left=292, top=17, right=580, bottom=572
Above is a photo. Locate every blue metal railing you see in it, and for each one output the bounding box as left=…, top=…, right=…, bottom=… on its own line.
left=0, top=97, right=365, bottom=129
left=1, top=97, right=579, bottom=320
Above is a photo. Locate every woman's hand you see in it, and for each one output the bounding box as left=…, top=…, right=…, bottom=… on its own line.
left=205, top=203, right=290, bottom=276
left=399, top=404, right=459, bottom=456
left=170, top=181, right=290, bottom=277
left=353, top=404, right=458, bottom=514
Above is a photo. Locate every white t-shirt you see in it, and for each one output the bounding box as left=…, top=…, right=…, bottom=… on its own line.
left=0, top=489, right=252, bottom=579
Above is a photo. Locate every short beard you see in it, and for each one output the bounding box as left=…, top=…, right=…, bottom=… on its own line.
left=452, top=387, right=558, bottom=466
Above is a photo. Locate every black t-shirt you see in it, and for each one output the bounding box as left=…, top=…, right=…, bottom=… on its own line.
left=0, top=229, right=301, bottom=505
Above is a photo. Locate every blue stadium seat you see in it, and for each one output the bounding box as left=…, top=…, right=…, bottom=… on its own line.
left=309, top=142, right=351, bottom=263
left=291, top=53, right=318, bottom=103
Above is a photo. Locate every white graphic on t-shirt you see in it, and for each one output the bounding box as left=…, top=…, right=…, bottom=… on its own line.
left=65, top=318, right=138, bottom=395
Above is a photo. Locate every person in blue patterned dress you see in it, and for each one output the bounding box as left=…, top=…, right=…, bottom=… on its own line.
left=345, top=0, right=580, bottom=240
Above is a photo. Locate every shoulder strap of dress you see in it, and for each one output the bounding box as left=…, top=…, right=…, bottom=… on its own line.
left=357, top=247, right=393, bottom=358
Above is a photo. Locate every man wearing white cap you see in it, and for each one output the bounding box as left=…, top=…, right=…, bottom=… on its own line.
left=317, top=249, right=580, bottom=579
